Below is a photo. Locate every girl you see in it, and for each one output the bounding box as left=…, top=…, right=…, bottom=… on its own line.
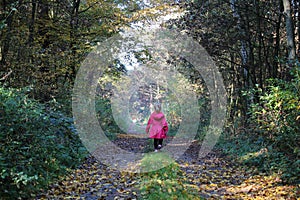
left=146, top=102, right=168, bottom=152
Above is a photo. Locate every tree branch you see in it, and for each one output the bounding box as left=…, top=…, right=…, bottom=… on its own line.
left=0, top=69, right=12, bottom=81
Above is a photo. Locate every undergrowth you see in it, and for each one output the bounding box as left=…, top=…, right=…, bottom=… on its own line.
left=0, top=87, right=88, bottom=199
left=217, top=131, right=300, bottom=184
left=218, top=64, right=300, bottom=185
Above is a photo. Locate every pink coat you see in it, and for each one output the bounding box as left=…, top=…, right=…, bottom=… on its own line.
left=146, top=112, right=168, bottom=139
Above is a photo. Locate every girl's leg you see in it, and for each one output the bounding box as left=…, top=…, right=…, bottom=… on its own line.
left=158, top=139, right=163, bottom=149
left=153, top=139, right=159, bottom=150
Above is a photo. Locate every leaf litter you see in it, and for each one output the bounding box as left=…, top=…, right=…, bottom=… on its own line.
left=38, top=134, right=299, bottom=199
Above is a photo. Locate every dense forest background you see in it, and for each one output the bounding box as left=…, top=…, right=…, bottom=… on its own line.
left=0, top=0, right=299, bottom=199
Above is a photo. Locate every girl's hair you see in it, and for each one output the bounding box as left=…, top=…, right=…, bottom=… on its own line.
left=153, top=102, right=161, bottom=112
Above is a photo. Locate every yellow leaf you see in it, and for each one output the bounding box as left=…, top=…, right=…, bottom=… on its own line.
left=210, top=183, right=217, bottom=187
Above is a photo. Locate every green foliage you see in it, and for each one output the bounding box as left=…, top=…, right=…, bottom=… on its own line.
left=1, top=0, right=127, bottom=102
left=249, top=67, right=300, bottom=183
left=249, top=69, right=300, bottom=156
left=0, top=87, right=88, bottom=199
left=139, top=153, right=202, bottom=199
left=221, top=64, right=300, bottom=184
left=95, top=97, right=124, bottom=139
left=0, top=19, right=6, bottom=29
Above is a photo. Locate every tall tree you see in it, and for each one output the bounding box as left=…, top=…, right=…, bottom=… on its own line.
left=170, top=0, right=296, bottom=127
left=282, top=0, right=296, bottom=60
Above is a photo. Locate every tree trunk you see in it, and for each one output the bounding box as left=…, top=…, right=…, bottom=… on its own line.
left=255, top=0, right=263, bottom=88
left=28, top=1, right=37, bottom=45
left=38, top=0, right=51, bottom=49
left=273, top=1, right=284, bottom=78
left=282, top=0, right=296, bottom=61
left=67, top=0, right=80, bottom=83
left=1, top=8, right=15, bottom=67
left=230, top=0, right=250, bottom=124
left=296, top=0, right=300, bottom=55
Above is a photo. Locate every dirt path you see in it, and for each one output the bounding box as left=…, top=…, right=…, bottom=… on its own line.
left=38, top=134, right=299, bottom=199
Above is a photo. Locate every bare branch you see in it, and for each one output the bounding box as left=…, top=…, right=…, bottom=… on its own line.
left=0, top=69, right=12, bottom=81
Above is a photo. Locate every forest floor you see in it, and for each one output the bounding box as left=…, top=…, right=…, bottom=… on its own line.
left=38, top=134, right=299, bottom=200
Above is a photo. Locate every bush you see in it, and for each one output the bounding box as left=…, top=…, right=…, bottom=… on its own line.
left=95, top=97, right=124, bottom=139
left=250, top=78, right=300, bottom=156
left=246, top=64, right=300, bottom=183
left=139, top=153, right=202, bottom=199
left=0, top=87, right=88, bottom=199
